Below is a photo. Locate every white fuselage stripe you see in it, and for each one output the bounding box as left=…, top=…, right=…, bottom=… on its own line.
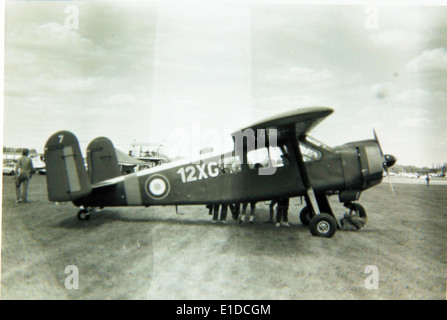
left=63, top=146, right=81, bottom=192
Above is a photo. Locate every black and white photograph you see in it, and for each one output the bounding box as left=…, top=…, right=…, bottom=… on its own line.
left=1, top=0, right=446, bottom=302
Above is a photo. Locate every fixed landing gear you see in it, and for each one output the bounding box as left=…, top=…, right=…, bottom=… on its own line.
left=77, top=207, right=97, bottom=221
left=309, top=213, right=338, bottom=238
left=303, top=193, right=338, bottom=238
left=302, top=192, right=368, bottom=237
left=77, top=209, right=90, bottom=221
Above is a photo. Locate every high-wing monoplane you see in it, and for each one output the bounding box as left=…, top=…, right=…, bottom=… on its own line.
left=44, top=107, right=396, bottom=237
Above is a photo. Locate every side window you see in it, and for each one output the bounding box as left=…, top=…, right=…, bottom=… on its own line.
left=222, top=155, right=242, bottom=174
left=247, top=147, right=270, bottom=170
left=247, top=146, right=290, bottom=169
left=299, top=142, right=322, bottom=162
left=269, top=146, right=290, bottom=167
left=213, top=154, right=242, bottom=174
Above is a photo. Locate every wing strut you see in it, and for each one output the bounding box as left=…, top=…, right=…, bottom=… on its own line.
left=287, top=127, right=321, bottom=215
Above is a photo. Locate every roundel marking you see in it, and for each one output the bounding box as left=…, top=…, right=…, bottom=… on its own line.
left=145, top=174, right=170, bottom=200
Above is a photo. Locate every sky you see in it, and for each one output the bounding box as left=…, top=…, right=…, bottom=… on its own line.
left=2, top=1, right=447, bottom=167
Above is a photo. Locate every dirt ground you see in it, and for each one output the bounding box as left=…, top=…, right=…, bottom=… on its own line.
left=1, top=174, right=446, bottom=300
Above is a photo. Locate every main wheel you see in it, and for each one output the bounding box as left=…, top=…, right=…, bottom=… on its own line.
left=309, top=213, right=337, bottom=238
left=299, top=206, right=315, bottom=226
left=77, top=209, right=90, bottom=221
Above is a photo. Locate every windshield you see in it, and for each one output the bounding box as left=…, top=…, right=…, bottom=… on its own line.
left=299, top=142, right=322, bottom=162
left=306, top=136, right=333, bottom=152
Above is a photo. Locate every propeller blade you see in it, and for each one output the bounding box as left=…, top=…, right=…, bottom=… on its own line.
left=373, top=128, right=384, bottom=157
left=386, top=170, right=395, bottom=196
left=374, top=129, right=396, bottom=195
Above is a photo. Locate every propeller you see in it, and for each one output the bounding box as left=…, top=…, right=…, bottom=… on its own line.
left=373, top=129, right=396, bottom=195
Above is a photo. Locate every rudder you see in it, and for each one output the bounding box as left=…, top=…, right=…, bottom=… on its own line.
left=86, top=137, right=121, bottom=184
left=44, top=131, right=92, bottom=202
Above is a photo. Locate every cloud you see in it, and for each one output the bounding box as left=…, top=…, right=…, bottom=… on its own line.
left=406, top=47, right=447, bottom=73
left=399, top=117, right=430, bottom=128
left=260, top=66, right=334, bottom=87
left=254, top=94, right=318, bottom=111
left=7, top=22, right=103, bottom=60
left=5, top=21, right=104, bottom=97
left=102, top=94, right=137, bottom=106
left=369, top=29, right=428, bottom=48
left=391, top=88, right=447, bottom=104
left=3, top=3, right=447, bottom=168
left=289, top=67, right=333, bottom=84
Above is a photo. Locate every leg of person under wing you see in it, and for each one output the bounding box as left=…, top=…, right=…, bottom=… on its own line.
left=281, top=198, right=290, bottom=227
left=249, top=202, right=256, bottom=224
left=212, top=204, right=220, bottom=223
left=220, top=204, right=228, bottom=223
left=276, top=202, right=283, bottom=228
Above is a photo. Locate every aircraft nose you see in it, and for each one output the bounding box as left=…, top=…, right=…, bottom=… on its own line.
left=373, top=129, right=397, bottom=170
left=384, top=154, right=396, bottom=168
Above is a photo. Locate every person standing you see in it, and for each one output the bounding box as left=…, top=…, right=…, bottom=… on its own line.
left=239, top=201, right=256, bottom=224
left=426, top=174, right=430, bottom=188
left=276, top=198, right=290, bottom=227
left=212, top=204, right=220, bottom=223
left=265, top=200, right=278, bottom=223
left=220, top=204, right=228, bottom=223
left=14, top=148, right=34, bottom=204
left=206, top=204, right=213, bottom=215
left=212, top=204, right=228, bottom=223
left=229, top=203, right=240, bottom=220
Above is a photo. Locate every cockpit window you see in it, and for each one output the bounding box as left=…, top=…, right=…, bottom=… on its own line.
left=299, top=142, right=322, bottom=162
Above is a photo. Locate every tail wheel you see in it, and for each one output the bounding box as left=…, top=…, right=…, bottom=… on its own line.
left=309, top=213, right=337, bottom=238
left=299, top=206, right=315, bottom=226
left=77, top=209, right=90, bottom=221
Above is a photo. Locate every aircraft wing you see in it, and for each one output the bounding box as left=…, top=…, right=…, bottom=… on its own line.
left=233, top=106, right=333, bottom=139
left=90, top=107, right=334, bottom=190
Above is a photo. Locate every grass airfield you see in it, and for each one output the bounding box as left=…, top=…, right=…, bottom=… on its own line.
left=1, top=174, right=446, bottom=299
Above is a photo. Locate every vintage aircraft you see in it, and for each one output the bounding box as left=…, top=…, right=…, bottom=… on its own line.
left=44, top=107, right=396, bottom=237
